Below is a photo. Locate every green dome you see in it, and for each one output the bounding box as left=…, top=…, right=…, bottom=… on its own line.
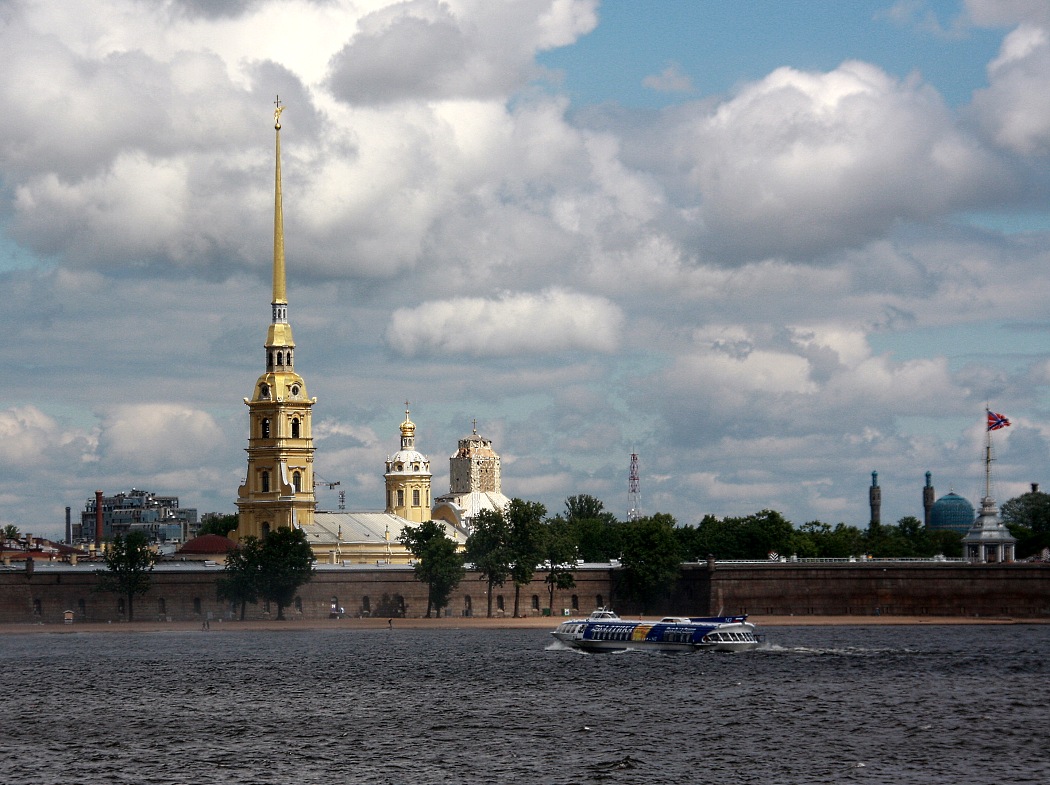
left=929, top=492, right=975, bottom=534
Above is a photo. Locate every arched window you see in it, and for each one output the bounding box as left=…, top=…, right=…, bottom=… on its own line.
left=260, top=383, right=270, bottom=399
left=292, top=471, right=301, bottom=493
left=276, top=351, right=283, bottom=366
left=267, top=352, right=273, bottom=369
left=261, top=418, right=270, bottom=438
left=261, top=470, right=270, bottom=493
left=291, top=417, right=300, bottom=438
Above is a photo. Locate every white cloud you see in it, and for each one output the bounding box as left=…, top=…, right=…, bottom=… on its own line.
left=98, top=405, right=225, bottom=472
left=643, top=63, right=694, bottom=94
left=325, top=0, right=598, bottom=103
left=673, top=61, right=1006, bottom=260
left=386, top=288, right=623, bottom=356
left=972, top=24, right=1050, bottom=155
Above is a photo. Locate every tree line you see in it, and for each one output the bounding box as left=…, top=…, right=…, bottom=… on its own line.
left=400, top=487, right=1050, bottom=619
left=92, top=487, right=1050, bottom=621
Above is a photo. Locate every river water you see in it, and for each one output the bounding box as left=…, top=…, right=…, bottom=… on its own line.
left=2, top=624, right=1047, bottom=785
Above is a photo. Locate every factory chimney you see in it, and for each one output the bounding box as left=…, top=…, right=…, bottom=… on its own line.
left=95, top=490, right=104, bottom=548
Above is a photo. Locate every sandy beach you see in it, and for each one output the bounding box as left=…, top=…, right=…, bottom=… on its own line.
left=1, top=613, right=1045, bottom=635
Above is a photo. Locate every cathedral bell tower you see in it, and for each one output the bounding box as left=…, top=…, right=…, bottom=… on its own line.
left=236, top=100, right=317, bottom=540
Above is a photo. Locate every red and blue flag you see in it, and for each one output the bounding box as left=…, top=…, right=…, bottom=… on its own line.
left=987, top=410, right=1011, bottom=431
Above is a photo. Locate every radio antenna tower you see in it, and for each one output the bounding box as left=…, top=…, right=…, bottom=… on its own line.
left=627, top=452, right=641, bottom=521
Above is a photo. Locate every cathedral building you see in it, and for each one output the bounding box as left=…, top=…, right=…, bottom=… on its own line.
left=235, top=103, right=317, bottom=541
left=305, top=408, right=463, bottom=565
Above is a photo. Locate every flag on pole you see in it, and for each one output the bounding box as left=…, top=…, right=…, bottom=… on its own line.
left=987, top=410, right=1011, bottom=431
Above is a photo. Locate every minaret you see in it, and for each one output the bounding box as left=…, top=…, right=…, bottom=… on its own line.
left=923, top=471, right=935, bottom=527
left=868, top=470, right=881, bottom=531
left=384, top=404, right=432, bottom=523
left=236, top=99, right=317, bottom=540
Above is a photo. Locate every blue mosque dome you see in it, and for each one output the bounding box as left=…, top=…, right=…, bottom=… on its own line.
left=928, top=492, right=975, bottom=535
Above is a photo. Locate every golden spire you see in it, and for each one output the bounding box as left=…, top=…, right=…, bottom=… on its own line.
left=273, top=95, right=287, bottom=307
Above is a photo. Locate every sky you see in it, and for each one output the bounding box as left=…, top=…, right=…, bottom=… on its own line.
left=3, top=0, right=1050, bottom=541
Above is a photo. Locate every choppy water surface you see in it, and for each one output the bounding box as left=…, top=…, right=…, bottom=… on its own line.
left=2, top=624, right=1048, bottom=784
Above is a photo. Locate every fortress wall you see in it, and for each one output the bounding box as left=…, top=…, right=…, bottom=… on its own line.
left=0, top=566, right=614, bottom=625
left=2, top=562, right=1048, bottom=625
left=691, top=563, right=1050, bottom=618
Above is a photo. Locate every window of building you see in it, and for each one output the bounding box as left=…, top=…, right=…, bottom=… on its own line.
left=531, top=595, right=540, bottom=611
left=291, top=418, right=300, bottom=438
left=33, top=599, right=42, bottom=616
left=267, top=352, right=273, bottom=369
left=596, top=594, right=604, bottom=609
left=292, top=471, right=301, bottom=493
left=78, top=599, right=86, bottom=617
left=397, top=489, right=405, bottom=507
left=118, top=598, right=126, bottom=615
left=193, top=598, right=202, bottom=615
left=261, top=470, right=270, bottom=493
left=260, top=383, right=270, bottom=399
left=261, top=522, right=271, bottom=538
left=571, top=595, right=579, bottom=611
left=496, top=595, right=505, bottom=612
left=464, top=596, right=472, bottom=616
left=158, top=598, right=166, bottom=616
left=362, top=595, right=371, bottom=616
left=276, top=351, right=283, bottom=366
left=261, top=418, right=270, bottom=438
left=412, top=489, right=420, bottom=506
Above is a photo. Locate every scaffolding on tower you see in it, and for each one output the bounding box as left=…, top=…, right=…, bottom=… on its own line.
left=627, top=452, right=641, bottom=521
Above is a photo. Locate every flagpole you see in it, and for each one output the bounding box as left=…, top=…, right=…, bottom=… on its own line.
left=985, top=407, right=992, bottom=501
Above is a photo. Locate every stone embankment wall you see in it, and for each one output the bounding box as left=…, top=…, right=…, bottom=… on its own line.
left=1, top=561, right=1048, bottom=624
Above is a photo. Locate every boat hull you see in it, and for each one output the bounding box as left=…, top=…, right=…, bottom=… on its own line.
left=551, top=611, right=759, bottom=653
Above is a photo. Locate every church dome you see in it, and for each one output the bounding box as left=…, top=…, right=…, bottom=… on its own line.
left=929, top=492, right=975, bottom=535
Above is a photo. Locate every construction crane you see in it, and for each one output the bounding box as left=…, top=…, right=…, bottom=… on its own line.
left=313, top=475, right=341, bottom=490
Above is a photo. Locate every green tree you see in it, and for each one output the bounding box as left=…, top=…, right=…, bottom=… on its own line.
left=541, top=516, right=578, bottom=614
left=257, top=527, right=315, bottom=620
left=506, top=499, right=547, bottom=617
left=94, top=531, right=157, bottom=621
left=1001, top=489, right=1050, bottom=557
left=217, top=535, right=263, bottom=620
left=465, top=508, right=512, bottom=617
left=564, top=495, right=622, bottom=562
left=795, top=521, right=866, bottom=559
left=618, top=513, right=683, bottom=613
left=3, top=523, right=21, bottom=545
left=399, top=521, right=466, bottom=617
left=198, top=514, right=239, bottom=538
